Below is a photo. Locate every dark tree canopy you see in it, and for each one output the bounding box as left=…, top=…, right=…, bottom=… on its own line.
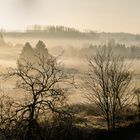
left=19, top=40, right=50, bottom=64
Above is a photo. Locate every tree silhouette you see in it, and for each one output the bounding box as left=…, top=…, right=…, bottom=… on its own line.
left=83, top=47, right=132, bottom=130
left=6, top=43, right=74, bottom=139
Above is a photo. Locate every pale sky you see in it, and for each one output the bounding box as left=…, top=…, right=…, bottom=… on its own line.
left=0, top=0, right=140, bottom=33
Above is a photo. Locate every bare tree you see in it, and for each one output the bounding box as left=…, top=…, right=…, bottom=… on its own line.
left=134, top=88, right=140, bottom=116
left=6, top=52, right=74, bottom=139
left=84, top=47, right=133, bottom=130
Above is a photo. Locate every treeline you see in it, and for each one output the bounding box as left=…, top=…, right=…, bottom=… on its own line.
left=2, top=25, right=89, bottom=39
left=65, top=40, right=140, bottom=59
left=23, top=25, right=140, bottom=41
left=26, top=25, right=80, bottom=33
left=1, top=25, right=140, bottom=41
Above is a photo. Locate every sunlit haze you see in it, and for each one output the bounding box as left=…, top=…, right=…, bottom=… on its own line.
left=0, top=0, right=140, bottom=33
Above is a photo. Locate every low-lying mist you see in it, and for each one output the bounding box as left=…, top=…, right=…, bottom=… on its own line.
left=0, top=33, right=139, bottom=104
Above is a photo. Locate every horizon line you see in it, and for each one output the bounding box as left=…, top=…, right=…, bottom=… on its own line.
left=0, top=25, right=139, bottom=35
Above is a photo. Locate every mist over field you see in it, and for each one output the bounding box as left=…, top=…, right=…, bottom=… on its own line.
left=0, top=30, right=140, bottom=104
left=0, top=29, right=140, bottom=139
left=0, top=0, right=140, bottom=139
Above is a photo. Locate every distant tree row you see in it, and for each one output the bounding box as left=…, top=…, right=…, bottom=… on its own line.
left=65, top=40, right=140, bottom=59
left=26, top=25, right=80, bottom=34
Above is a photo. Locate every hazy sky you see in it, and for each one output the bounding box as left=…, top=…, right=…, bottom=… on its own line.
left=0, top=0, right=140, bottom=33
